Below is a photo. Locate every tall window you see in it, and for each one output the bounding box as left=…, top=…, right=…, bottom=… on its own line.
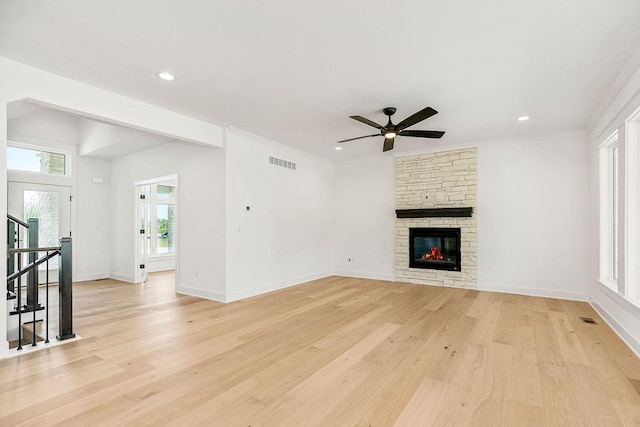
left=626, top=109, right=640, bottom=304
left=599, top=132, right=619, bottom=289
left=141, top=182, right=176, bottom=256
left=613, top=145, right=619, bottom=280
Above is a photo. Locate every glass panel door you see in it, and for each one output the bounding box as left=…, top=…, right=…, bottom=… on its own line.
left=8, top=182, right=71, bottom=279
left=137, top=184, right=150, bottom=283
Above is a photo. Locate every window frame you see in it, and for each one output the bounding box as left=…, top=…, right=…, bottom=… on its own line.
left=599, top=131, right=620, bottom=290
left=145, top=182, right=176, bottom=258
left=625, top=108, right=640, bottom=304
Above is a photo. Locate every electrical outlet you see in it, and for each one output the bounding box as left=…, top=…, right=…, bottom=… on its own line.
left=348, top=258, right=354, bottom=263
left=195, top=269, right=199, bottom=278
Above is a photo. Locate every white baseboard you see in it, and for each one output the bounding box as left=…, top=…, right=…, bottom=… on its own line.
left=74, top=272, right=109, bottom=282
left=590, top=298, right=640, bottom=359
left=0, top=340, right=8, bottom=360
left=108, top=272, right=135, bottom=283
left=477, top=282, right=588, bottom=301
left=224, top=271, right=333, bottom=303
left=176, top=286, right=226, bottom=303
left=333, top=270, right=395, bottom=282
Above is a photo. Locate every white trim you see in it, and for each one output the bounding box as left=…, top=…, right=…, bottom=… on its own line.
left=133, top=174, right=179, bottom=285
left=109, top=272, right=135, bottom=283
left=148, top=253, right=175, bottom=261
left=596, top=279, right=640, bottom=315
left=176, top=286, right=226, bottom=303
left=224, top=271, right=333, bottom=303
left=589, top=298, right=640, bottom=359
left=333, top=270, right=395, bottom=282
left=477, top=281, right=588, bottom=301
left=599, top=131, right=620, bottom=288
left=7, top=138, right=75, bottom=155
left=598, top=278, right=618, bottom=292
left=625, top=109, right=640, bottom=301
left=7, top=135, right=77, bottom=153
left=588, top=46, right=640, bottom=142
left=7, top=171, right=72, bottom=187
left=134, top=175, right=178, bottom=186
left=75, top=272, right=109, bottom=282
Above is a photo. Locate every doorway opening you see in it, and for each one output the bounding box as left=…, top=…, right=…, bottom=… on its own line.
left=134, top=175, right=178, bottom=285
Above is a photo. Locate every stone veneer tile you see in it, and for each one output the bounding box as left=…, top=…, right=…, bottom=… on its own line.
left=395, top=148, right=477, bottom=288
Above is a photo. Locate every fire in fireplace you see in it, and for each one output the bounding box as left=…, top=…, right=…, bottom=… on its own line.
left=409, top=227, right=461, bottom=271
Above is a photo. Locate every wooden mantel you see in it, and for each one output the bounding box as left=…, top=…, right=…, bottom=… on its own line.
left=395, top=207, right=474, bottom=218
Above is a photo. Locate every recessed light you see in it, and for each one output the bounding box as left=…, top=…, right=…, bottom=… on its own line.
left=518, top=115, right=530, bottom=121
left=156, top=72, right=175, bottom=81
left=335, top=146, right=343, bottom=151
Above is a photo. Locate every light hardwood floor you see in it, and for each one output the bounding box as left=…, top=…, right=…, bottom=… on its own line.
left=1, top=272, right=640, bottom=425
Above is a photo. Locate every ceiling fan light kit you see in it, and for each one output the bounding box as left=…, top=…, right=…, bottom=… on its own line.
left=338, top=106, right=445, bottom=152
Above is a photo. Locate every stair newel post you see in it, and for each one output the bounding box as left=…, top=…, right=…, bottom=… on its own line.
left=7, top=219, right=16, bottom=297
left=57, top=237, right=75, bottom=340
left=27, top=218, right=40, bottom=310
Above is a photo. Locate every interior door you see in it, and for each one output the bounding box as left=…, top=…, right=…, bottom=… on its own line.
left=8, top=182, right=71, bottom=280
left=137, top=184, right=150, bottom=283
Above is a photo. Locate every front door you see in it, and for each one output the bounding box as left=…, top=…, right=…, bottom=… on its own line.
left=8, top=182, right=71, bottom=280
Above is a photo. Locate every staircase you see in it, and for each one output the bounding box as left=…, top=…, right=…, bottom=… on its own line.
left=6, top=216, right=75, bottom=351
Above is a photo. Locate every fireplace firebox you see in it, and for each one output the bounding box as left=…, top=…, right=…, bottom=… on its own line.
left=409, top=227, right=461, bottom=271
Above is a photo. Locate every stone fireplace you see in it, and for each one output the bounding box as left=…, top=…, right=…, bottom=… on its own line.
left=395, top=148, right=477, bottom=288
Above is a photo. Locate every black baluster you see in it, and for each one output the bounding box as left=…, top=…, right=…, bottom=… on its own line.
left=32, top=249, right=37, bottom=347
left=45, top=252, right=49, bottom=344
left=17, top=252, right=22, bottom=351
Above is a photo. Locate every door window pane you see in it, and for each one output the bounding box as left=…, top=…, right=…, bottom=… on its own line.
left=157, top=204, right=175, bottom=254
left=24, top=190, right=60, bottom=269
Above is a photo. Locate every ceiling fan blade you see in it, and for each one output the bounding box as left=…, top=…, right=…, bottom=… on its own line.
left=337, top=134, right=379, bottom=143
left=350, top=115, right=385, bottom=130
left=398, top=130, right=445, bottom=139
left=383, top=137, right=394, bottom=152
left=396, top=107, right=438, bottom=131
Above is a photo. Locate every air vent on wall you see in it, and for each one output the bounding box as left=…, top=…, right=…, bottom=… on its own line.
left=269, top=156, right=296, bottom=170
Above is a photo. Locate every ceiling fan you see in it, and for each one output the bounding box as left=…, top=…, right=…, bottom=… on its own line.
left=338, top=106, right=445, bottom=152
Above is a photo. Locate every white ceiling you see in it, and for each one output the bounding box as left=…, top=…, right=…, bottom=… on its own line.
left=1, top=0, right=640, bottom=160
left=8, top=100, right=177, bottom=160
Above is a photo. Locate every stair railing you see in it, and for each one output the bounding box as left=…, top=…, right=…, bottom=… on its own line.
left=6, top=216, right=75, bottom=350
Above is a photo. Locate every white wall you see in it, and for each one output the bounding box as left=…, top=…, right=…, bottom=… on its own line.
left=109, top=141, right=226, bottom=299
left=225, top=129, right=334, bottom=302
left=75, top=156, right=111, bottom=281
left=476, top=132, right=591, bottom=299
left=334, top=156, right=396, bottom=281
left=333, top=132, right=592, bottom=300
